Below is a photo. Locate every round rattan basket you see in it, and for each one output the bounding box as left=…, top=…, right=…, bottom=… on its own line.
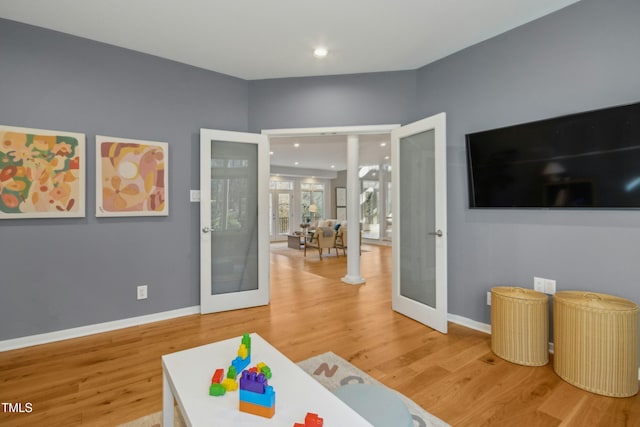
left=491, top=286, right=549, bottom=366
left=553, top=291, right=639, bottom=397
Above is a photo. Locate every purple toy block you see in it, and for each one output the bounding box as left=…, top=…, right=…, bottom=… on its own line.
left=240, top=370, right=268, bottom=393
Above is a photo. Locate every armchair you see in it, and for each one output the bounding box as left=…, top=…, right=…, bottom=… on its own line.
left=334, top=225, right=362, bottom=256
left=304, top=226, right=336, bottom=259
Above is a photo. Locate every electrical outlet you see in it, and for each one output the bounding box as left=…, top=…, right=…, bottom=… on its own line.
left=137, top=285, right=148, bottom=300
left=534, top=277, right=545, bottom=293
left=487, top=291, right=491, bottom=306
left=544, top=279, right=556, bottom=295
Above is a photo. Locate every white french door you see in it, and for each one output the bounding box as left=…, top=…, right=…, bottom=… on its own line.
left=269, top=190, right=292, bottom=241
left=200, top=129, right=269, bottom=314
left=391, top=113, right=448, bottom=333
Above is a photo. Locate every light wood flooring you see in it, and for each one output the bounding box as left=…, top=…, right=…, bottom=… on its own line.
left=1, top=243, right=638, bottom=426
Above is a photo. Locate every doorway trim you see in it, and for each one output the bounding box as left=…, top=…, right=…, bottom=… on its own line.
left=263, top=124, right=400, bottom=282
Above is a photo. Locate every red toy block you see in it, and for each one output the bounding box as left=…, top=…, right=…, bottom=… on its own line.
left=211, top=368, right=224, bottom=384
left=304, top=412, right=323, bottom=426
left=293, top=412, right=323, bottom=427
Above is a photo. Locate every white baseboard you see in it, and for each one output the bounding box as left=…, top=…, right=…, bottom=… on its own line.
left=447, top=313, right=492, bottom=334
left=0, top=305, right=200, bottom=352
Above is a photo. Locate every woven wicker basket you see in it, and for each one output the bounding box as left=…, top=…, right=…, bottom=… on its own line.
left=491, top=286, right=549, bottom=366
left=553, top=291, right=639, bottom=397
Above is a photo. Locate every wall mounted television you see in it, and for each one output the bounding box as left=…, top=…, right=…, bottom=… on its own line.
left=465, top=101, right=640, bottom=209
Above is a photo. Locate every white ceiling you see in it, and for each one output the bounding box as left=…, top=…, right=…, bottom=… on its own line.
left=0, top=0, right=580, bottom=81
left=270, top=134, right=392, bottom=172
left=0, top=0, right=581, bottom=172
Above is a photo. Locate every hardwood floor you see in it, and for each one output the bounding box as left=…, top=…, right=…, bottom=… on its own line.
left=1, top=243, right=638, bottom=426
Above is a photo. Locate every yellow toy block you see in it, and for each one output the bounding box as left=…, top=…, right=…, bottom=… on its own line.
left=238, top=344, right=248, bottom=360
left=221, top=378, right=238, bottom=391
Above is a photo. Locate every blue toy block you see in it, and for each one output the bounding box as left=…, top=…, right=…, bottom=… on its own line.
left=232, top=355, right=250, bottom=373
left=240, top=370, right=268, bottom=393
left=239, top=386, right=275, bottom=408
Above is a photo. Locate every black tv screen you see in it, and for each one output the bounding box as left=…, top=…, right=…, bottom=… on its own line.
left=465, top=102, right=640, bottom=209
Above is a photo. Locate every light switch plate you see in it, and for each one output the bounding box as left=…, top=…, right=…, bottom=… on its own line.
left=190, top=190, right=201, bottom=202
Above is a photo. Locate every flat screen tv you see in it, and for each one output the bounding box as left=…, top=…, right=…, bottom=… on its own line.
left=465, top=101, right=640, bottom=209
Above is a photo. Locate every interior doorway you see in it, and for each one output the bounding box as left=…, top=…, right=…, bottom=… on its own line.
left=266, top=125, right=397, bottom=245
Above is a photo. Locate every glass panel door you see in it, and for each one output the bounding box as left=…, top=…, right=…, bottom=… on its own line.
left=391, top=113, right=447, bottom=333
left=200, top=129, right=269, bottom=314
left=269, top=190, right=292, bottom=240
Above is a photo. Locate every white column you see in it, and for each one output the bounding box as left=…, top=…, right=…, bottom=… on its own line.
left=342, top=134, right=365, bottom=285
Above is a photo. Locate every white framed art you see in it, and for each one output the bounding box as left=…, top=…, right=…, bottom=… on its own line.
left=96, top=135, right=169, bottom=217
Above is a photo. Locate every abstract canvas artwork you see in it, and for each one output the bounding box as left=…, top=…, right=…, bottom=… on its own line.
left=0, top=125, right=86, bottom=219
left=96, top=136, right=169, bottom=217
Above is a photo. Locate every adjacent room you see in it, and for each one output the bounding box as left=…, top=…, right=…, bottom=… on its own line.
left=1, top=0, right=639, bottom=426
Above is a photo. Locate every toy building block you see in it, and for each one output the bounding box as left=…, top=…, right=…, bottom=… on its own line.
left=304, top=412, right=324, bottom=426
left=240, top=370, right=268, bottom=394
left=209, top=383, right=226, bottom=397
left=238, top=343, right=249, bottom=360
left=226, top=365, right=237, bottom=379
left=239, top=400, right=275, bottom=419
left=221, top=377, right=238, bottom=391
left=242, top=333, right=251, bottom=353
left=256, top=362, right=272, bottom=379
left=211, top=368, right=224, bottom=384
left=239, top=385, right=275, bottom=408
left=293, top=412, right=324, bottom=427
left=232, top=355, right=250, bottom=372
left=260, top=366, right=272, bottom=379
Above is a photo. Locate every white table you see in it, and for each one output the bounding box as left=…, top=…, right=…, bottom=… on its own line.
left=162, top=333, right=373, bottom=426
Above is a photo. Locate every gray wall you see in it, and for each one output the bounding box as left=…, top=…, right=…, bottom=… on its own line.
left=2, top=0, right=640, bottom=349
left=248, top=70, right=417, bottom=132
left=0, top=19, right=249, bottom=340
left=415, top=0, right=640, bottom=327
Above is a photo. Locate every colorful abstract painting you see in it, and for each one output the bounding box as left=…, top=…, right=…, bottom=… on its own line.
left=0, top=125, right=85, bottom=219
left=96, top=136, right=169, bottom=217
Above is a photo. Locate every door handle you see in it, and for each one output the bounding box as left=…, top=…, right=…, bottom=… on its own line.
left=202, top=226, right=211, bottom=233
left=429, top=230, right=443, bottom=237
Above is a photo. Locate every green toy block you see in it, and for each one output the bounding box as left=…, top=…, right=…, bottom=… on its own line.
left=242, top=333, right=251, bottom=353
left=227, top=365, right=237, bottom=379
left=261, top=366, right=272, bottom=379
left=209, top=383, right=226, bottom=396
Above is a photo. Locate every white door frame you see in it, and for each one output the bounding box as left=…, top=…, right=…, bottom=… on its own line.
left=263, top=125, right=400, bottom=282
left=391, top=113, right=448, bottom=333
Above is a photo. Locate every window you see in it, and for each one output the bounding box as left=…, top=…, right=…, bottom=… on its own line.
left=301, top=182, right=324, bottom=222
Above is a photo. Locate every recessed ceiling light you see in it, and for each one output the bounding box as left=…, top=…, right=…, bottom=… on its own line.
left=313, top=47, right=328, bottom=59
left=384, top=155, right=390, bottom=160
left=294, top=161, right=299, bottom=165
left=330, top=165, right=335, bottom=169
left=293, top=143, right=300, bottom=148
left=269, top=151, right=274, bottom=155
left=380, top=142, right=387, bottom=147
